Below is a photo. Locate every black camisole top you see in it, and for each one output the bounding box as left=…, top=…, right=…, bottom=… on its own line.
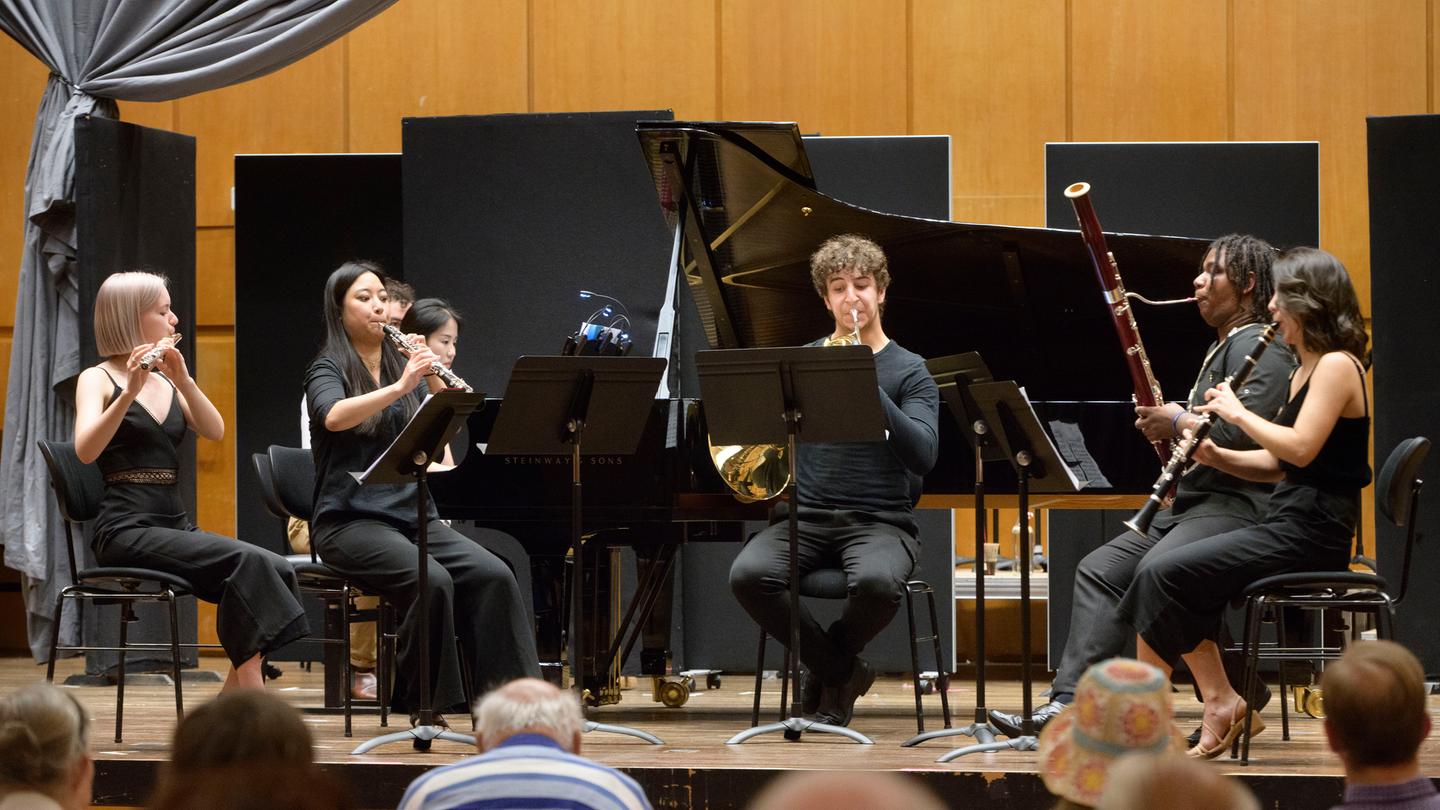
left=1275, top=356, right=1372, bottom=494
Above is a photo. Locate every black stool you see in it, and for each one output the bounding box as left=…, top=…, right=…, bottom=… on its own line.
left=749, top=570, right=952, bottom=735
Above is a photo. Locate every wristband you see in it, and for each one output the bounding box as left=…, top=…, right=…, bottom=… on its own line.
left=1171, top=410, right=1185, bottom=437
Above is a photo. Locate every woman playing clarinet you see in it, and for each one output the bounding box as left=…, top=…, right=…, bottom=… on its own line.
left=75, top=272, right=308, bottom=690
left=1117, top=247, right=1372, bottom=758
left=305, top=261, right=538, bottom=724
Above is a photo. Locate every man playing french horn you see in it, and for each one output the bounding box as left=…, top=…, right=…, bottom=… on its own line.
left=989, top=233, right=1296, bottom=741
left=729, top=234, right=940, bottom=728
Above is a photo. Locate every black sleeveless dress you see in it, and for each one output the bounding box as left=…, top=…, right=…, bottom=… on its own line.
left=1118, top=355, right=1372, bottom=664
left=92, top=372, right=308, bottom=667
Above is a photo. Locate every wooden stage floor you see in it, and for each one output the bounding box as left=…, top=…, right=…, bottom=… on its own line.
left=3, top=656, right=1436, bottom=809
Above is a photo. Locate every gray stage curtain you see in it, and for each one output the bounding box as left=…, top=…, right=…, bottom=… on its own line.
left=0, top=0, right=398, bottom=661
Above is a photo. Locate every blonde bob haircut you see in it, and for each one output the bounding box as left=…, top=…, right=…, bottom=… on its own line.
left=94, top=271, right=169, bottom=357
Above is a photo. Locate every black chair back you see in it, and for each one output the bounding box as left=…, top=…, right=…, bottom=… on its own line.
left=36, top=440, right=105, bottom=587
left=1376, top=436, right=1430, bottom=603
left=266, top=445, right=316, bottom=523
left=250, top=452, right=288, bottom=521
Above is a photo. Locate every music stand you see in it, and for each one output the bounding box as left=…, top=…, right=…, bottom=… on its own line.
left=905, top=353, right=1002, bottom=747
left=351, top=390, right=486, bottom=755
left=696, top=346, right=887, bottom=746
left=937, top=381, right=1082, bottom=762
left=486, top=355, right=667, bottom=745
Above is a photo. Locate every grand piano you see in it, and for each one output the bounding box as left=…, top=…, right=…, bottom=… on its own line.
left=428, top=120, right=1216, bottom=700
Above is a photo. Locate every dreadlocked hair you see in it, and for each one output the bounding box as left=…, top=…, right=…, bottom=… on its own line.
left=1207, top=233, right=1276, bottom=324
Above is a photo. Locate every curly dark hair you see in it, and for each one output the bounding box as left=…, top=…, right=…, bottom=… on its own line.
left=1207, top=233, right=1276, bottom=324
left=1272, top=247, right=1370, bottom=365
left=809, top=234, right=891, bottom=297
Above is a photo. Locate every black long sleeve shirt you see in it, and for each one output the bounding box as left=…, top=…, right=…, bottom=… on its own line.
left=783, top=339, right=940, bottom=536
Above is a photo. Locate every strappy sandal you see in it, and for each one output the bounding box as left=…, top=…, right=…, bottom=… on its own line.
left=1188, top=703, right=1266, bottom=760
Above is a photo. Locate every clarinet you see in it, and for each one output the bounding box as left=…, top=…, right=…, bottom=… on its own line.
left=1124, top=323, right=1279, bottom=537
left=138, top=333, right=182, bottom=371
left=381, top=324, right=472, bottom=392
left=1065, top=182, right=1169, bottom=461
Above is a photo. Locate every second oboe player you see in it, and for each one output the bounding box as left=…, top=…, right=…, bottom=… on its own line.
left=989, top=234, right=1296, bottom=744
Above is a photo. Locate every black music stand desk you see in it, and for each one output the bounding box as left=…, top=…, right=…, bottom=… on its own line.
left=697, top=346, right=887, bottom=746
left=351, top=390, right=486, bottom=755
left=937, top=380, right=1082, bottom=762
left=486, top=355, right=667, bottom=745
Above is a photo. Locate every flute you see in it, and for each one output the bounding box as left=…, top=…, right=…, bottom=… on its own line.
left=138, top=333, right=182, bottom=371
left=1123, top=323, right=1279, bottom=537
left=381, top=324, right=472, bottom=392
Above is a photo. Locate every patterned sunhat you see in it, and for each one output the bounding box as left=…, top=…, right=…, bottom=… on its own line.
left=1038, top=658, right=1183, bottom=806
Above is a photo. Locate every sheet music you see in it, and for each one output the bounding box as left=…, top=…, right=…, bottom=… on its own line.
left=1046, top=420, right=1104, bottom=490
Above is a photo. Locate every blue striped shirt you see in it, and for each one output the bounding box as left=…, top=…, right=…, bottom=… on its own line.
left=396, top=734, right=652, bottom=810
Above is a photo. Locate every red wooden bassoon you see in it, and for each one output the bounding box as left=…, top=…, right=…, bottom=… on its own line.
left=1064, top=182, right=1168, bottom=461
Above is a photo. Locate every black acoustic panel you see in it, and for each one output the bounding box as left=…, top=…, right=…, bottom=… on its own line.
left=233, top=154, right=403, bottom=557
left=75, top=115, right=199, bottom=673
left=805, top=136, right=950, bottom=221
left=402, top=111, right=674, bottom=396
left=1045, top=142, right=1319, bottom=249
left=1368, top=114, right=1440, bottom=676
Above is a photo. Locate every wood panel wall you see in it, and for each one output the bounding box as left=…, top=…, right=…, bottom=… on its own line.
left=2, top=0, right=1431, bottom=644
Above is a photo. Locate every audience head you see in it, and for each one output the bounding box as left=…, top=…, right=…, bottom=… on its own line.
left=1039, top=658, right=1181, bottom=809
left=1322, top=640, right=1431, bottom=773
left=1097, top=752, right=1259, bottom=810
left=745, top=770, right=946, bottom=810
left=474, top=678, right=583, bottom=753
left=94, top=270, right=175, bottom=357
left=1269, top=246, right=1369, bottom=363
left=149, top=690, right=350, bottom=810
left=400, top=297, right=463, bottom=368
left=0, top=684, right=93, bottom=810
left=384, top=277, right=415, bottom=325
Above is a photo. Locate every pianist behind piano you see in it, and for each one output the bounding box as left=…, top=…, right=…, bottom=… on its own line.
left=729, top=234, right=940, bottom=729
left=304, top=261, right=540, bottom=722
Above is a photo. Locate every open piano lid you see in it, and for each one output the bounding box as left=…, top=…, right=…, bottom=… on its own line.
left=636, top=120, right=1214, bottom=404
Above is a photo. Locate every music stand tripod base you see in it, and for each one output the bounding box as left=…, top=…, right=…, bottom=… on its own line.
left=352, top=725, right=477, bottom=755
left=727, top=717, right=874, bottom=745
left=586, top=720, right=663, bottom=745
left=936, top=734, right=1037, bottom=762
left=904, top=720, right=998, bottom=748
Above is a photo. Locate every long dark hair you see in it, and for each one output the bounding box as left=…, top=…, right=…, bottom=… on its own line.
left=316, top=260, right=419, bottom=435
left=1272, top=247, right=1370, bottom=366
left=400, top=297, right=464, bottom=339
left=1208, top=233, right=1276, bottom=324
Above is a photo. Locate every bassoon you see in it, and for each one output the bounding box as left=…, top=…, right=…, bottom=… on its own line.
left=1065, top=182, right=1168, bottom=460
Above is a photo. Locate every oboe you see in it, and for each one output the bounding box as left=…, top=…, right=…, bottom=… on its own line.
left=1124, top=323, right=1279, bottom=537
left=138, top=333, right=182, bottom=371
left=381, top=324, right=472, bottom=392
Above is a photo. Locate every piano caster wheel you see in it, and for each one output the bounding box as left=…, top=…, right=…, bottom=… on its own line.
left=1294, top=685, right=1325, bottom=718
left=655, top=678, right=690, bottom=708
left=679, top=668, right=722, bottom=691
left=707, top=672, right=722, bottom=690
left=918, top=677, right=936, bottom=695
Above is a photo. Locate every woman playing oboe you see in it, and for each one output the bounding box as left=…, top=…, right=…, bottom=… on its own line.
left=1117, top=247, right=1371, bottom=759
left=305, top=261, right=538, bottom=723
left=74, top=272, right=307, bottom=690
